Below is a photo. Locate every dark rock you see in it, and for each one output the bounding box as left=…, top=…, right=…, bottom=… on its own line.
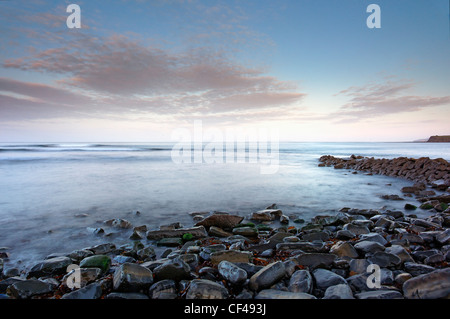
left=288, top=269, right=313, bottom=294
left=113, top=263, right=153, bottom=292
left=404, top=262, right=435, bottom=277
left=61, top=282, right=103, bottom=299
left=153, top=258, right=191, bottom=282
left=255, top=289, right=316, bottom=299
left=195, top=213, right=244, bottom=230
left=185, top=279, right=229, bottom=299
left=7, top=279, right=53, bottom=299
left=218, top=261, right=247, bottom=285
left=148, top=279, right=177, bottom=299
left=355, top=290, right=403, bottom=299
left=27, top=256, right=72, bottom=278
left=249, top=261, right=286, bottom=291
left=312, top=268, right=347, bottom=291
left=105, top=292, right=149, bottom=299
left=403, top=268, right=450, bottom=299
left=323, top=283, right=354, bottom=299
left=292, top=253, right=337, bottom=269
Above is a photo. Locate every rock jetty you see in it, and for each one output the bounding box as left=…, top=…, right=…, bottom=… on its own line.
left=319, top=155, right=450, bottom=190
left=0, top=156, right=449, bottom=299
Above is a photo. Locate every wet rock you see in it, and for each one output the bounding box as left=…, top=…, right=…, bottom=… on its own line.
left=67, top=249, right=94, bottom=262
left=249, top=209, right=282, bottom=221
left=301, top=231, right=330, bottom=242
left=323, top=283, right=354, bottom=299
left=355, top=290, right=403, bottom=299
left=195, top=213, right=244, bottom=230
left=404, top=262, right=436, bottom=277
left=61, top=282, right=103, bottom=299
left=7, top=279, right=53, bottom=299
left=106, top=292, right=149, bottom=299
left=79, top=255, right=111, bottom=273
left=218, top=261, right=247, bottom=285
left=146, top=226, right=208, bottom=240
left=208, top=226, right=233, bottom=238
left=249, top=261, right=286, bottom=291
left=104, top=218, right=132, bottom=229
left=210, top=250, right=252, bottom=265
left=186, top=279, right=229, bottom=299
left=232, top=226, right=258, bottom=238
left=62, top=267, right=102, bottom=288
left=113, top=263, right=153, bottom=292
left=27, top=256, right=72, bottom=278
left=343, top=224, right=370, bottom=235
left=255, top=289, right=316, bottom=299
left=330, top=241, right=359, bottom=259
left=153, top=258, right=191, bottom=282
left=312, top=268, right=347, bottom=292
left=85, top=243, right=116, bottom=255
left=385, top=245, right=414, bottom=264
left=148, top=279, right=177, bottom=299
left=276, top=241, right=324, bottom=253
left=288, top=269, right=313, bottom=294
left=367, top=251, right=402, bottom=268
left=336, top=229, right=356, bottom=240
left=403, top=268, right=450, bottom=299
left=292, top=253, right=337, bottom=269
left=354, top=241, right=385, bottom=255
left=156, top=238, right=183, bottom=247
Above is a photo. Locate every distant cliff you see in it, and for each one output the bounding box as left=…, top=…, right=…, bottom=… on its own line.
left=427, top=135, right=450, bottom=143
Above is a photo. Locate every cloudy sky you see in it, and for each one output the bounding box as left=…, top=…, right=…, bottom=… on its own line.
left=0, top=0, right=449, bottom=142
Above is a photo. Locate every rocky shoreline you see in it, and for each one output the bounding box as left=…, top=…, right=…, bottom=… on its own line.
left=1, top=155, right=450, bottom=299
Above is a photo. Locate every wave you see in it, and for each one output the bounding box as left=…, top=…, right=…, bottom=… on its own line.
left=0, top=143, right=173, bottom=153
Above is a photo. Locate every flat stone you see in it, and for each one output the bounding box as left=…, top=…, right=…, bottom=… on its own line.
left=255, top=289, right=316, bottom=299
left=358, top=233, right=388, bottom=246
left=146, top=226, right=208, bottom=240
left=312, top=268, right=347, bottom=291
left=210, top=250, right=252, bottom=265
left=404, top=262, right=436, bottom=277
left=249, top=261, right=286, bottom=291
left=148, top=279, right=177, bottom=299
left=7, top=279, right=53, bottom=299
left=367, top=251, right=402, bottom=268
left=292, top=253, right=337, bottom=269
left=61, top=282, right=103, bottom=299
left=105, top=292, right=149, bottom=299
left=195, top=213, right=244, bottom=230
left=185, top=279, right=229, bottom=299
left=218, top=261, right=247, bottom=285
left=323, top=284, right=354, bottom=299
left=343, top=223, right=370, bottom=235
left=288, top=269, right=313, bottom=294
left=27, top=256, right=72, bottom=278
left=385, top=245, right=414, bottom=264
left=113, top=263, right=154, bottom=292
left=403, top=268, right=450, bottom=299
left=355, top=290, right=403, bottom=299
left=354, top=241, right=385, bottom=255
left=330, top=241, right=359, bottom=259
left=232, top=226, right=258, bottom=237
left=153, top=258, right=191, bottom=282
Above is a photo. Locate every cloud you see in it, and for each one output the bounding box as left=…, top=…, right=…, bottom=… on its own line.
left=333, top=78, right=450, bottom=123
left=2, top=29, right=305, bottom=122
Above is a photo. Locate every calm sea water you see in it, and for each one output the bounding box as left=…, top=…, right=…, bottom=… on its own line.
left=0, top=142, right=449, bottom=267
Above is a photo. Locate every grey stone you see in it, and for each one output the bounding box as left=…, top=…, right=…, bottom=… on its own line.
left=404, top=262, right=436, bottom=277
left=27, top=256, right=72, bottom=278
left=355, top=290, right=403, bottom=299
left=323, top=284, right=354, bottom=299
left=292, top=253, right=337, bottom=269
left=148, top=279, right=177, bottom=299
left=368, top=251, right=402, bottom=268
left=403, top=268, right=450, bottom=299
left=210, top=250, right=252, bottom=265
left=7, top=279, right=53, bottom=299
left=218, top=261, right=247, bottom=285
left=330, top=241, right=359, bottom=259
left=186, top=279, right=229, bottom=299
left=79, top=254, right=111, bottom=273
left=288, top=269, right=313, bottom=294
left=358, top=233, right=388, bottom=246
left=105, top=292, right=149, bottom=299
left=255, top=289, right=316, bottom=299
left=385, top=245, right=414, bottom=264
left=312, top=268, right=346, bottom=291
left=113, top=263, right=154, bottom=292
left=249, top=261, right=286, bottom=291
left=343, top=223, right=370, bottom=235
left=195, top=213, right=244, bottom=230
left=61, top=282, right=103, bottom=299
left=146, top=226, right=208, bottom=240
left=354, top=241, right=385, bottom=255
left=153, top=258, right=191, bottom=282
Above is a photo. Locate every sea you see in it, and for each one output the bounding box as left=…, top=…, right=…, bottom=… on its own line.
left=0, top=142, right=449, bottom=268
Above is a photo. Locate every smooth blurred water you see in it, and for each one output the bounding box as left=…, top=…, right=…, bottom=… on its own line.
left=0, top=142, right=449, bottom=267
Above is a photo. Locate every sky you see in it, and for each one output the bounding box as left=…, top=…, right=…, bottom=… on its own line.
left=0, top=0, right=449, bottom=142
